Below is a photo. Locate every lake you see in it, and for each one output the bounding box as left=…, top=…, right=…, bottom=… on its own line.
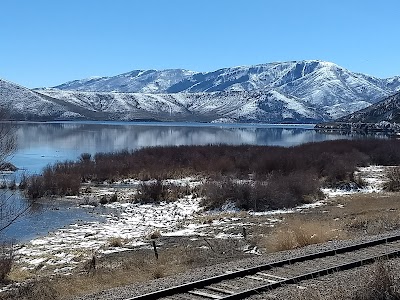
left=10, top=121, right=354, bottom=174
left=0, top=121, right=375, bottom=242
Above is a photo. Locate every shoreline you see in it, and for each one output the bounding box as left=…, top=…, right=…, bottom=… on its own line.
left=315, top=121, right=400, bottom=135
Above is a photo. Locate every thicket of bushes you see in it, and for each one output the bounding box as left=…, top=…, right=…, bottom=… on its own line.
left=201, top=170, right=321, bottom=210
left=384, top=166, right=400, bottom=192
left=134, top=180, right=196, bottom=204
left=22, top=140, right=400, bottom=210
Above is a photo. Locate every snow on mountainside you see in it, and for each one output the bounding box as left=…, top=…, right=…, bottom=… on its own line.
left=0, top=79, right=81, bottom=120
left=54, top=69, right=196, bottom=93
left=52, top=60, right=400, bottom=118
left=36, top=89, right=327, bottom=123
left=338, top=91, right=400, bottom=123
left=0, top=77, right=326, bottom=123
left=3, top=60, right=400, bottom=122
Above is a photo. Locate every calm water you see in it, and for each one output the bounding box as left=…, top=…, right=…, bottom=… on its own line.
left=10, top=121, right=353, bottom=174
left=0, top=121, right=374, bottom=242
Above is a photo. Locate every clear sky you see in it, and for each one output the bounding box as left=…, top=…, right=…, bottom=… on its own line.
left=1, top=0, right=399, bottom=88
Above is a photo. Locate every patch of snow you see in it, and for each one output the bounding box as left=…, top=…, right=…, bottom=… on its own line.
left=322, top=165, right=390, bottom=197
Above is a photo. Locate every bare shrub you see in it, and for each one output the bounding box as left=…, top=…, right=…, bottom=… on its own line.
left=24, top=175, right=46, bottom=199
left=135, top=180, right=166, bottom=203
left=352, top=261, right=400, bottom=300
left=108, top=237, right=123, bottom=247
left=164, top=183, right=195, bottom=201
left=147, top=230, right=162, bottom=239
left=0, top=242, right=13, bottom=283
left=384, top=166, right=400, bottom=192
left=99, top=195, right=108, bottom=205
left=151, top=265, right=165, bottom=279
left=0, top=180, right=7, bottom=189
left=109, top=192, right=118, bottom=203
left=289, top=261, right=400, bottom=300
left=25, top=164, right=81, bottom=199
left=18, top=173, right=27, bottom=190
left=201, top=179, right=246, bottom=209
left=201, top=171, right=321, bottom=211
left=20, top=139, right=400, bottom=199
left=79, top=153, right=92, bottom=162
left=7, top=178, right=16, bottom=190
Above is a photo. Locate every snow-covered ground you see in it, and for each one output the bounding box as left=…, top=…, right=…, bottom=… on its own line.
left=16, top=196, right=201, bottom=273
left=322, top=165, right=389, bottom=197
left=13, top=166, right=391, bottom=275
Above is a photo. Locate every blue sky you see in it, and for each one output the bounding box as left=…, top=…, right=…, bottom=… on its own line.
left=1, top=0, right=399, bottom=88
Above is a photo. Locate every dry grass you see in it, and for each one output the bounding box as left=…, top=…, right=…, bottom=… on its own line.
left=39, top=249, right=190, bottom=299
left=263, top=217, right=346, bottom=252
left=6, top=267, right=33, bottom=282
left=346, top=212, right=400, bottom=235
left=326, top=193, right=400, bottom=235
left=0, top=280, right=61, bottom=300
left=23, top=239, right=248, bottom=299
left=108, top=237, right=124, bottom=248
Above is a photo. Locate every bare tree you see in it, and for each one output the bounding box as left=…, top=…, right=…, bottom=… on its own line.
left=0, top=105, right=26, bottom=235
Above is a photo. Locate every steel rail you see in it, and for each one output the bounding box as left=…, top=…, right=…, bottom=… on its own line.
left=126, top=234, right=400, bottom=300
left=219, top=248, right=400, bottom=299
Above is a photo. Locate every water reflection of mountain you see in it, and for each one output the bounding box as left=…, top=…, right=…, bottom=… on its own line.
left=15, top=122, right=333, bottom=153
left=11, top=121, right=360, bottom=174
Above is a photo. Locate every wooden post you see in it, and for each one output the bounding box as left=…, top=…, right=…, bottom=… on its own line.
left=242, top=227, right=247, bottom=240
left=152, top=240, right=158, bottom=260
left=87, top=252, right=96, bottom=275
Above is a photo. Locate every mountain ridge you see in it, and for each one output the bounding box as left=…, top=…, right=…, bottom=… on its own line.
left=2, top=60, right=400, bottom=123
left=0, top=78, right=328, bottom=123
left=51, top=60, right=400, bottom=119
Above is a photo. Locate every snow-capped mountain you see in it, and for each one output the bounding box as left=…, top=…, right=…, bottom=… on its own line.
left=54, top=69, right=196, bottom=93
left=34, top=89, right=327, bottom=123
left=2, top=60, right=400, bottom=123
left=338, top=91, right=400, bottom=123
left=0, top=79, right=79, bottom=120
left=52, top=60, right=400, bottom=119
left=0, top=77, right=327, bottom=122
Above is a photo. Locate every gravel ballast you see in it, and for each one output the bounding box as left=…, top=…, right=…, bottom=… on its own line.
left=74, top=229, right=400, bottom=300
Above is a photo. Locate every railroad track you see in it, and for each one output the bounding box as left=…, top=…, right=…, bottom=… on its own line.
left=127, top=234, right=400, bottom=300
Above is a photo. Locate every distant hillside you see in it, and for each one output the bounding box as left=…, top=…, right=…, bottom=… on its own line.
left=0, top=78, right=327, bottom=123
left=53, top=60, right=400, bottom=119
left=0, top=79, right=79, bottom=120
left=338, top=91, right=400, bottom=123
left=2, top=60, right=400, bottom=123
left=315, top=91, right=400, bottom=133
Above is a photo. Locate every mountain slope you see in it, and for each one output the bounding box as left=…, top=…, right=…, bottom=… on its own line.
left=0, top=79, right=81, bottom=120
left=0, top=78, right=327, bottom=123
left=52, top=60, right=400, bottom=118
left=338, top=91, right=400, bottom=123
left=54, top=69, right=196, bottom=93
left=36, top=89, right=327, bottom=123
left=3, top=60, right=400, bottom=123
